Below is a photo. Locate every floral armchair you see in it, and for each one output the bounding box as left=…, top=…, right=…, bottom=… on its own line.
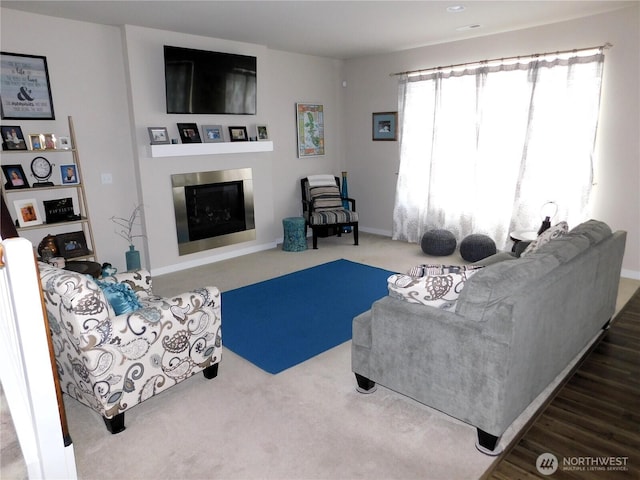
left=38, top=263, right=222, bottom=433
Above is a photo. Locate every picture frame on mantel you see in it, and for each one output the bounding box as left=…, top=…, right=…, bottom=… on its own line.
left=1, top=51, right=55, bottom=120
left=148, top=127, right=170, bottom=145
left=177, top=123, right=202, bottom=143
left=372, top=112, right=398, bottom=141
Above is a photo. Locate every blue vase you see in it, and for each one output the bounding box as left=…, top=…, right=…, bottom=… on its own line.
left=341, top=171, right=352, bottom=233
left=125, top=245, right=141, bottom=271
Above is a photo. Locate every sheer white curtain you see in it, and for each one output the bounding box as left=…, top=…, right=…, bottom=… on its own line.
left=392, top=50, right=605, bottom=248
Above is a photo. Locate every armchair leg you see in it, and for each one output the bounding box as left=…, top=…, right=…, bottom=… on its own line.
left=353, top=225, right=359, bottom=245
left=313, top=231, right=318, bottom=249
left=103, top=413, right=125, bottom=434
left=203, top=363, right=219, bottom=379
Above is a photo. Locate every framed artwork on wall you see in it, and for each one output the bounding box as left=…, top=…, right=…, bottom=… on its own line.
left=296, top=103, right=324, bottom=157
left=1, top=51, right=55, bottom=120
left=372, top=112, right=398, bottom=141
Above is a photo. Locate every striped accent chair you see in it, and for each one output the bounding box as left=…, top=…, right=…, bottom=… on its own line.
left=301, top=175, right=359, bottom=249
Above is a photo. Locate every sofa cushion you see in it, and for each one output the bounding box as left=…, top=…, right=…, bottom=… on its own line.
left=521, top=221, right=568, bottom=256
left=534, top=233, right=590, bottom=263
left=569, top=219, right=612, bottom=245
left=388, top=265, right=483, bottom=311
left=95, top=279, right=143, bottom=315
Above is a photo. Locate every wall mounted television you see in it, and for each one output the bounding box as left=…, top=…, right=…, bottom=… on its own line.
left=164, top=45, right=257, bottom=115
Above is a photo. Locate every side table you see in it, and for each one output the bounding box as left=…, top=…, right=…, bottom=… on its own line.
left=509, top=230, right=537, bottom=253
left=64, top=260, right=102, bottom=278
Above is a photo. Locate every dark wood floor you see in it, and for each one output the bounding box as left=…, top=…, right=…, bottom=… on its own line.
left=484, top=288, right=640, bottom=479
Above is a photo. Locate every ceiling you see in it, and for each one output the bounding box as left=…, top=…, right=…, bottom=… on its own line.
left=1, top=1, right=634, bottom=59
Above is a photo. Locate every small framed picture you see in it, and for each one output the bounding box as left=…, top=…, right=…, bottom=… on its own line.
left=2, top=164, right=30, bottom=189
left=202, top=124, right=225, bottom=143
left=229, top=126, right=248, bottom=142
left=55, top=231, right=89, bottom=258
left=1, top=125, right=27, bottom=150
left=60, top=164, right=79, bottom=185
left=147, top=127, right=170, bottom=145
left=372, top=112, right=398, bottom=141
left=177, top=123, right=201, bottom=143
left=43, top=133, right=57, bottom=149
left=256, top=125, right=269, bottom=141
left=57, top=136, right=71, bottom=150
left=28, top=133, right=45, bottom=150
left=13, top=198, right=42, bottom=227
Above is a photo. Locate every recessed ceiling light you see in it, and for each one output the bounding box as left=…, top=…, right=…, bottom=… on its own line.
left=456, top=24, right=482, bottom=31
left=447, top=5, right=466, bottom=13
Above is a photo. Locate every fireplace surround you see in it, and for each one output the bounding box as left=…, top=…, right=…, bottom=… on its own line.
left=172, top=168, right=255, bottom=255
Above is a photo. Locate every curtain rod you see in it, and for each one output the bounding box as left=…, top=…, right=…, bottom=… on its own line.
left=390, top=42, right=613, bottom=77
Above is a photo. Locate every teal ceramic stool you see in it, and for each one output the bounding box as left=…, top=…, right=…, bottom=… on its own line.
left=282, top=217, right=307, bottom=252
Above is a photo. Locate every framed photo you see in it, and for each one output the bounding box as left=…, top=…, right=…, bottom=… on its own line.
left=43, top=133, right=57, bottom=149
left=57, top=136, right=71, bottom=150
left=28, top=133, right=45, bottom=150
left=228, top=126, right=248, bottom=142
left=1, top=52, right=55, bottom=120
left=1, top=125, right=27, bottom=150
left=147, top=127, right=169, bottom=145
left=2, top=164, right=30, bottom=189
left=43, top=197, right=77, bottom=224
left=296, top=103, right=324, bottom=157
left=13, top=198, right=42, bottom=227
left=55, top=231, right=89, bottom=259
left=202, top=124, right=225, bottom=143
left=372, top=112, right=398, bottom=141
left=256, top=124, right=269, bottom=141
left=60, top=164, right=79, bottom=185
left=177, top=123, right=201, bottom=143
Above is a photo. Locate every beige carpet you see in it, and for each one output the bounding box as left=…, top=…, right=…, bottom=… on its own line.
left=3, top=232, right=638, bottom=480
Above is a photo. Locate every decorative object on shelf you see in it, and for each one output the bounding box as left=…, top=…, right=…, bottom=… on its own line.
left=177, top=122, right=201, bottom=143
left=101, top=262, right=117, bottom=277
left=60, top=164, right=78, bottom=184
left=28, top=133, right=45, bottom=150
left=256, top=124, right=269, bottom=141
left=372, top=111, right=398, bottom=141
left=0, top=51, right=55, bottom=120
left=57, top=136, right=71, bottom=149
left=1, top=125, right=27, bottom=150
left=49, top=257, right=65, bottom=269
left=43, top=133, right=57, bottom=149
left=30, top=155, right=54, bottom=187
left=55, top=231, right=89, bottom=259
left=111, top=204, right=145, bottom=271
left=147, top=127, right=170, bottom=145
left=38, top=234, right=58, bottom=257
left=12, top=198, right=42, bottom=227
left=2, top=164, right=30, bottom=189
left=296, top=103, right=324, bottom=157
left=341, top=171, right=352, bottom=233
left=43, top=197, right=78, bottom=224
left=202, top=124, right=224, bottom=143
left=228, top=126, right=248, bottom=142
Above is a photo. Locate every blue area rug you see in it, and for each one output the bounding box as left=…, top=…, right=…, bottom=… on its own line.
left=222, top=259, right=394, bottom=374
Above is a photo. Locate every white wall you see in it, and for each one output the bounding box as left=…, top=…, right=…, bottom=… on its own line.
left=0, top=9, right=139, bottom=272
left=343, top=5, right=639, bottom=277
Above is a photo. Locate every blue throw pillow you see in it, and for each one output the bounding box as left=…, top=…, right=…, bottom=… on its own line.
left=95, top=279, right=143, bottom=315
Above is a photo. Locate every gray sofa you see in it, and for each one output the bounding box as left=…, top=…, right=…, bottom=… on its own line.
left=351, top=220, right=626, bottom=454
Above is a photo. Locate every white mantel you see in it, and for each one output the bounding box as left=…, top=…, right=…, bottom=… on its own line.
left=149, top=141, right=273, bottom=158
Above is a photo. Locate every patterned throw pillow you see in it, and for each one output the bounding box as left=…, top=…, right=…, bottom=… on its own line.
left=388, top=264, right=483, bottom=311
left=521, top=221, right=569, bottom=257
left=309, top=185, right=343, bottom=211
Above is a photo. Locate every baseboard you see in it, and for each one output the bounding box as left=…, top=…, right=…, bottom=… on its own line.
left=150, top=241, right=277, bottom=276
left=359, top=226, right=392, bottom=237
left=621, top=269, right=640, bottom=280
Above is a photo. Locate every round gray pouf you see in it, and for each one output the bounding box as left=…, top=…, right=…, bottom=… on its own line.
left=460, top=234, right=497, bottom=262
left=421, top=229, right=457, bottom=256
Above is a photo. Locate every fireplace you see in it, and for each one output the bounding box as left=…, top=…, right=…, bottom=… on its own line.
left=172, top=168, right=255, bottom=255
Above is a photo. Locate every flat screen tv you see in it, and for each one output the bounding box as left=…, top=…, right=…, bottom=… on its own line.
left=164, top=45, right=257, bottom=115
